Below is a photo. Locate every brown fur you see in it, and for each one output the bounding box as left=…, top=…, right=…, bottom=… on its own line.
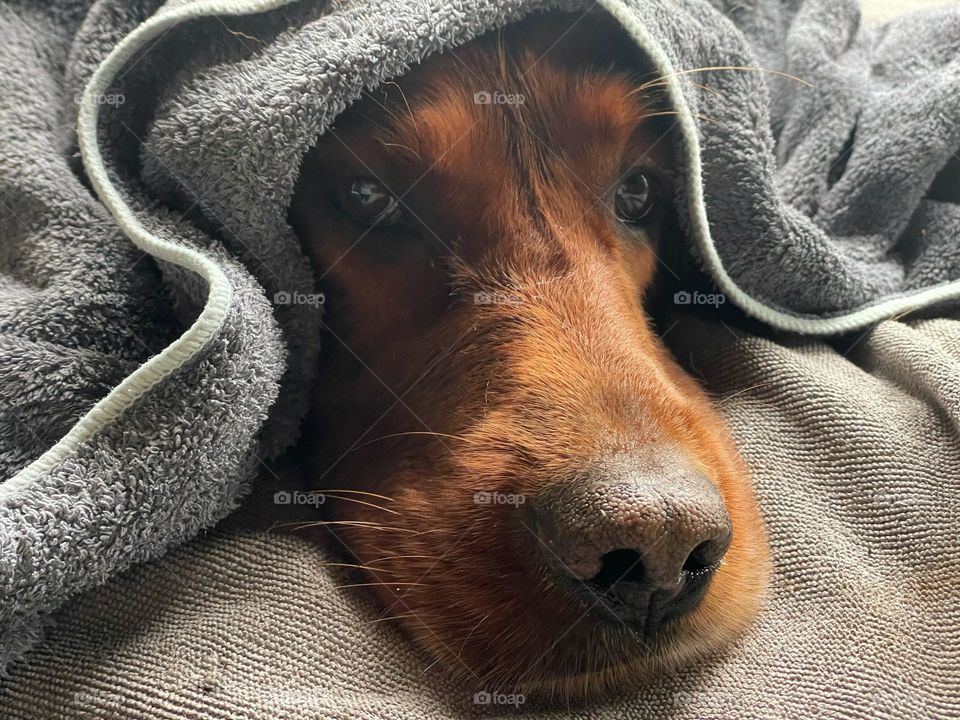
left=289, top=12, right=769, bottom=701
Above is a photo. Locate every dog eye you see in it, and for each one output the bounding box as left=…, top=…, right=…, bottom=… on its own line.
left=341, top=177, right=402, bottom=225
left=614, top=170, right=657, bottom=225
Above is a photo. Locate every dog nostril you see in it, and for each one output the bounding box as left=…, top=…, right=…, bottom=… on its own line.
left=682, top=541, right=717, bottom=576
left=682, top=529, right=732, bottom=575
left=588, top=548, right=646, bottom=590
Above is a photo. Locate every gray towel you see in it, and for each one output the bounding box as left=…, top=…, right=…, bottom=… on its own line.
left=1, top=309, right=958, bottom=718
left=1, top=0, right=958, bottom=689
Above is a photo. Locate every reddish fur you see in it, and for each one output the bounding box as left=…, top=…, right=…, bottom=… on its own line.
left=290, top=12, right=769, bottom=701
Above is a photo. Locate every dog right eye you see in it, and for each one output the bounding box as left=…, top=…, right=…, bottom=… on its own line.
left=339, top=177, right=403, bottom=226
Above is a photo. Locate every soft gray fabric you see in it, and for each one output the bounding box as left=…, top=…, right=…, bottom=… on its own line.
left=1, top=0, right=958, bottom=703
left=1, top=309, right=959, bottom=719
left=717, top=0, right=960, bottom=318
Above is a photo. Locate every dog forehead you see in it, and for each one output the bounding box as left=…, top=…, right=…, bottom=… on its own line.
left=374, top=60, right=655, bottom=186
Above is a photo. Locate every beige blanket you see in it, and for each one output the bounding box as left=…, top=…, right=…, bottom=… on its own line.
left=2, top=309, right=958, bottom=719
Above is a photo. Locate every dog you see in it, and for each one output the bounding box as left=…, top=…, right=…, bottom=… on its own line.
left=288, top=10, right=769, bottom=701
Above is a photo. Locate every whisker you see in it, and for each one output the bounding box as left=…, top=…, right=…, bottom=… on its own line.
left=640, top=65, right=812, bottom=90
left=407, top=528, right=447, bottom=538
left=383, top=80, right=420, bottom=135
left=365, top=612, right=419, bottom=626
left=457, top=613, right=490, bottom=659
left=284, top=520, right=420, bottom=534
left=365, top=554, right=436, bottom=565
left=349, top=430, right=479, bottom=452
left=641, top=109, right=722, bottom=126
left=631, top=78, right=723, bottom=98
left=420, top=652, right=447, bottom=676
left=379, top=141, right=422, bottom=160
left=335, top=581, right=425, bottom=590
left=322, top=562, right=400, bottom=573
left=278, top=519, right=380, bottom=529
left=320, top=493, right=400, bottom=515
left=716, top=381, right=776, bottom=404
left=309, top=488, right=394, bottom=502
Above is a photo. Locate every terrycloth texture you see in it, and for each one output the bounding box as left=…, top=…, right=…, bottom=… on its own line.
left=1, top=0, right=959, bottom=691
left=1, top=309, right=959, bottom=719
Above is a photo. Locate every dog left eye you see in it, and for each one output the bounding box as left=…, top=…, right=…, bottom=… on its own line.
left=614, top=170, right=657, bottom=225
left=341, top=177, right=402, bottom=225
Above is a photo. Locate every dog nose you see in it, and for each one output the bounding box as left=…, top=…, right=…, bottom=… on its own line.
left=527, top=464, right=732, bottom=637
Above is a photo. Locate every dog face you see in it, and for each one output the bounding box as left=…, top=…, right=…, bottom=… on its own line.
left=290, top=11, right=769, bottom=700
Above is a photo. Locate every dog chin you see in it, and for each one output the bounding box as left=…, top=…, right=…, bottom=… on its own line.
left=400, top=584, right=764, bottom=706
left=516, top=616, right=739, bottom=699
